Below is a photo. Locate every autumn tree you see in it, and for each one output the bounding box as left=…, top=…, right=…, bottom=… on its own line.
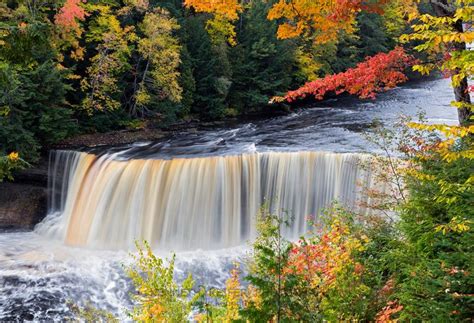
left=267, top=0, right=388, bottom=44
left=280, top=47, right=416, bottom=103
left=80, top=5, right=134, bottom=113
left=401, top=0, right=473, bottom=125
left=129, top=8, right=182, bottom=117
left=54, top=0, right=88, bottom=61
left=184, top=0, right=243, bottom=45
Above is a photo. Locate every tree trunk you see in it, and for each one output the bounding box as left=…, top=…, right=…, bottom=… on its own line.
left=451, top=19, right=472, bottom=126
left=430, top=0, right=473, bottom=125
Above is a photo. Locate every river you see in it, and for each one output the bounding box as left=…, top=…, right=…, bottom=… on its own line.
left=0, top=78, right=458, bottom=321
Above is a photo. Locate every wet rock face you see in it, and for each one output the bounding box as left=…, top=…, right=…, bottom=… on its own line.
left=0, top=183, right=47, bottom=230
left=0, top=157, right=48, bottom=230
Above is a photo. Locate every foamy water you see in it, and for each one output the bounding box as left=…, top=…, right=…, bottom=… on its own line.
left=0, top=78, right=459, bottom=321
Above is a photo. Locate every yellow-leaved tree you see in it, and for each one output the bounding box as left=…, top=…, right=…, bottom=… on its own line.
left=401, top=0, right=474, bottom=125
left=183, top=0, right=243, bottom=45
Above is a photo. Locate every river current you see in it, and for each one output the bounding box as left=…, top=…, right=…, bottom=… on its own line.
left=0, top=78, right=458, bottom=321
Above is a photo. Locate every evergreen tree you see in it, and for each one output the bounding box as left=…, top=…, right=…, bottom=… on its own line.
left=356, top=12, right=393, bottom=59
left=229, top=0, right=296, bottom=114
left=184, top=15, right=227, bottom=119
left=0, top=5, right=73, bottom=161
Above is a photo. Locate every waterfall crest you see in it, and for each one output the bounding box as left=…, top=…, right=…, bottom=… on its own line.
left=36, top=150, right=381, bottom=250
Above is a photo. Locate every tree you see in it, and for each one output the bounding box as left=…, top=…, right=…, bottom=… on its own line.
left=184, top=16, right=227, bottom=119
left=240, top=207, right=296, bottom=322
left=127, top=241, right=198, bottom=321
left=401, top=0, right=473, bottom=125
left=183, top=0, right=242, bottom=45
left=357, top=12, right=394, bottom=59
left=0, top=3, right=74, bottom=161
left=267, top=0, right=387, bottom=44
left=80, top=5, right=134, bottom=113
left=281, top=47, right=416, bottom=103
left=229, top=0, right=297, bottom=114
left=129, top=8, right=182, bottom=118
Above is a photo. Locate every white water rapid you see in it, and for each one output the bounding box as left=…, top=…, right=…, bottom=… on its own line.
left=0, top=78, right=458, bottom=321
left=37, top=150, right=382, bottom=251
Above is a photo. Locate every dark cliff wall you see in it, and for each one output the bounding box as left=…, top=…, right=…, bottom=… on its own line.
left=0, top=159, right=48, bottom=230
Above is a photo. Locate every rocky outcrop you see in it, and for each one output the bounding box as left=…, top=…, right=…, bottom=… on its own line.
left=0, top=183, right=47, bottom=230
left=0, top=159, right=48, bottom=230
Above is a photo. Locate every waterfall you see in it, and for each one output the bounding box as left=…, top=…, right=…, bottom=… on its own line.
left=36, top=150, right=382, bottom=251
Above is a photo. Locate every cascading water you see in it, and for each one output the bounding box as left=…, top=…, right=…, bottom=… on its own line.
left=37, top=150, right=382, bottom=251
left=0, top=78, right=459, bottom=320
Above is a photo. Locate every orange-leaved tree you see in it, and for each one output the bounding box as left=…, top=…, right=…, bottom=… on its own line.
left=268, top=0, right=389, bottom=44
left=184, top=0, right=390, bottom=45
left=54, top=0, right=89, bottom=61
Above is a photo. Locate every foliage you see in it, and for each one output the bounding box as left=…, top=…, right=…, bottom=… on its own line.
left=54, top=0, right=88, bottom=33
left=130, top=8, right=182, bottom=117
left=239, top=206, right=295, bottom=321
left=193, top=265, right=247, bottom=322
left=382, top=0, right=418, bottom=39
left=80, top=4, right=134, bottom=113
left=362, top=114, right=474, bottom=321
left=281, top=47, right=416, bottom=103
left=228, top=0, right=296, bottom=114
left=268, top=0, right=387, bottom=44
left=400, top=0, right=473, bottom=125
left=184, top=16, right=228, bottom=119
left=126, top=241, right=199, bottom=322
left=357, top=12, right=394, bottom=59
left=392, top=125, right=474, bottom=320
left=0, top=60, right=74, bottom=161
left=0, top=152, right=27, bottom=182
left=184, top=0, right=242, bottom=46
left=284, top=209, right=371, bottom=321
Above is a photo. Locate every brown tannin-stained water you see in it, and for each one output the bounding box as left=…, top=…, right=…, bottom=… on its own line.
left=0, top=78, right=458, bottom=321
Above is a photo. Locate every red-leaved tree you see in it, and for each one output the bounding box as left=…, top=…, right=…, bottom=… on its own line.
left=284, top=47, right=416, bottom=103
left=55, top=0, right=87, bottom=32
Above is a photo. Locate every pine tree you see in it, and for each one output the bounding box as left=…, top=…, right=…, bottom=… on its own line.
left=0, top=6, right=73, bottom=161
left=184, top=15, right=227, bottom=120
left=229, top=0, right=296, bottom=114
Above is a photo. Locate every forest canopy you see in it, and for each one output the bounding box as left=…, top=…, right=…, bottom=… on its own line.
left=1, top=0, right=473, bottom=181
left=0, top=0, right=412, bottom=164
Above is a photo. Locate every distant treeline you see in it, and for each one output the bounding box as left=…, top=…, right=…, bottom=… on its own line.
left=0, top=0, right=406, bottom=161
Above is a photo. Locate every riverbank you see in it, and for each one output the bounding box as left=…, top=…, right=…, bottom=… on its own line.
left=0, top=76, right=455, bottom=230
left=0, top=158, right=48, bottom=230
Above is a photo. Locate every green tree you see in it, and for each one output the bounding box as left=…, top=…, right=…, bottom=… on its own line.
left=394, top=139, right=474, bottom=320
left=229, top=0, right=296, bottom=115
left=184, top=15, right=227, bottom=119
left=356, top=12, right=394, bottom=59
left=0, top=4, right=74, bottom=161
left=240, top=207, right=296, bottom=322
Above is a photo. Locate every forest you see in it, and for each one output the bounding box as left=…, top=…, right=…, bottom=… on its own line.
left=0, top=0, right=473, bottom=321
left=0, top=0, right=423, bottom=165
